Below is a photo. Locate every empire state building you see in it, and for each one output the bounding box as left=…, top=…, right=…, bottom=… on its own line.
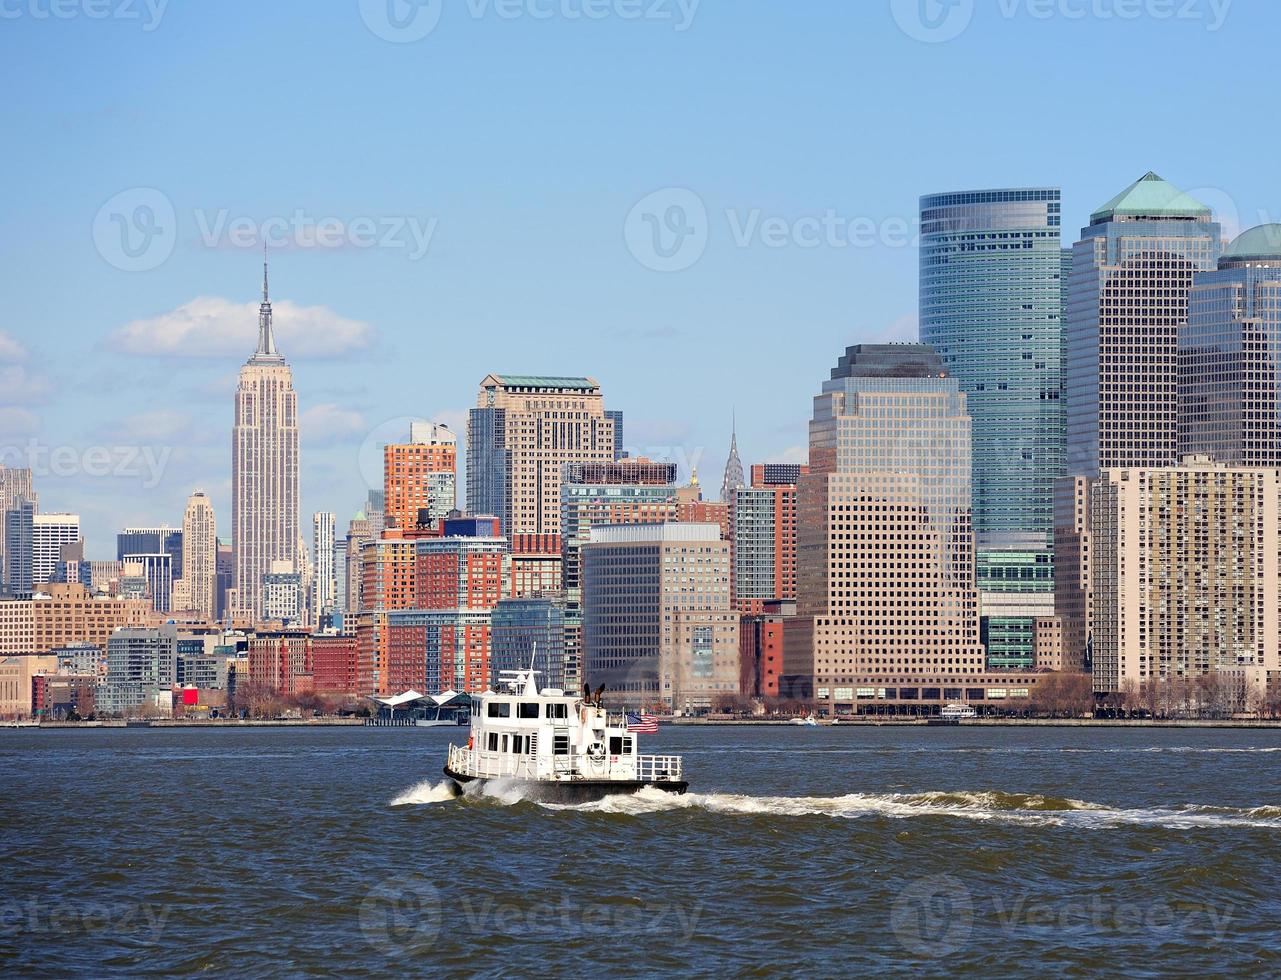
left=231, top=254, right=299, bottom=621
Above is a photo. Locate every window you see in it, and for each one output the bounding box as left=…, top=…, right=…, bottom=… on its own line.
left=553, top=734, right=569, bottom=756
left=487, top=732, right=498, bottom=751
left=518, top=703, right=539, bottom=719
left=487, top=702, right=510, bottom=718
left=547, top=703, right=568, bottom=720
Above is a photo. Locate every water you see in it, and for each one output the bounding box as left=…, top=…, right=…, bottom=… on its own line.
left=3, top=725, right=1280, bottom=976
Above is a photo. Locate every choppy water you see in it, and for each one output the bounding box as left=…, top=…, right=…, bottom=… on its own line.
left=3, top=726, right=1280, bottom=976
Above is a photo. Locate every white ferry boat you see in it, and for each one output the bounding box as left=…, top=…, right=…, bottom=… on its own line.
left=443, top=668, right=687, bottom=803
left=940, top=703, right=977, bottom=720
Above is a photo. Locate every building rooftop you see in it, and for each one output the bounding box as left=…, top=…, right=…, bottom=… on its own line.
left=1090, top=171, right=1211, bottom=223
left=486, top=374, right=599, bottom=390
left=1221, top=224, right=1281, bottom=263
left=829, top=343, right=946, bottom=381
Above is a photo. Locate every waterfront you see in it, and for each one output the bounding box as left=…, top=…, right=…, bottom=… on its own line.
left=2, top=727, right=1280, bottom=976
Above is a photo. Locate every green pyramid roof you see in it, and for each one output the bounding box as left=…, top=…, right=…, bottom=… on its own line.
left=1090, top=171, right=1211, bottom=222
left=1222, top=224, right=1281, bottom=261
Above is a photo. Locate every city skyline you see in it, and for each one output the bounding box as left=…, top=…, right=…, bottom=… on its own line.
left=6, top=4, right=1281, bottom=556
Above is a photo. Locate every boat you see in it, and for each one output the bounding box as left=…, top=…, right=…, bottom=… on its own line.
left=790, top=714, right=819, bottom=727
left=939, top=703, right=977, bottom=720
left=443, top=667, right=688, bottom=804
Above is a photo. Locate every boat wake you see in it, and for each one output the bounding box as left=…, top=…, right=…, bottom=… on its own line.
left=538, top=787, right=1281, bottom=829
left=389, top=779, right=460, bottom=806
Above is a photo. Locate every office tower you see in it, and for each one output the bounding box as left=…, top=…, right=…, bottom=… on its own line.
left=1091, top=458, right=1281, bottom=699
left=116, top=528, right=183, bottom=574
left=509, top=534, right=562, bottom=598
left=124, top=553, right=173, bottom=613
left=3, top=501, right=34, bottom=596
left=582, top=522, right=739, bottom=711
left=1180, top=224, right=1281, bottom=465
left=344, top=510, right=378, bottom=617
left=920, top=187, right=1065, bottom=669
left=720, top=423, right=745, bottom=503
left=0, top=583, right=150, bottom=657
left=559, top=458, right=681, bottom=691
left=491, top=595, right=567, bottom=691
left=467, top=375, right=617, bottom=537
left=312, top=512, right=337, bottom=618
left=784, top=344, right=1037, bottom=716
left=215, top=540, right=232, bottom=621
left=382, top=524, right=512, bottom=695
left=262, top=561, right=304, bottom=627
left=232, top=255, right=299, bottom=621
left=175, top=492, right=216, bottom=620
left=1052, top=476, right=1093, bottom=673
left=732, top=463, right=808, bottom=611
left=0, top=467, right=35, bottom=587
left=383, top=422, right=457, bottom=532
left=97, top=625, right=179, bottom=715
left=31, top=514, right=79, bottom=587
left=333, top=538, right=348, bottom=618
left=605, top=409, right=625, bottom=460
left=1065, top=172, right=1221, bottom=477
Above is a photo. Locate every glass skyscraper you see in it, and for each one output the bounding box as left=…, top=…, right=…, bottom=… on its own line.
left=920, top=188, right=1066, bottom=670
left=1180, top=224, right=1281, bottom=465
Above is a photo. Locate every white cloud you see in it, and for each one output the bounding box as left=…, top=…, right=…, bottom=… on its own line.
left=105, top=296, right=376, bottom=359
left=0, top=407, right=40, bottom=439
left=301, top=403, right=367, bottom=447
left=0, top=331, right=29, bottom=362
left=0, top=365, right=51, bottom=404
left=96, top=409, right=193, bottom=444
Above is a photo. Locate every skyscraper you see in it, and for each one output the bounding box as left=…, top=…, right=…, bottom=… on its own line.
left=720, top=423, right=745, bottom=503
left=784, top=344, right=1012, bottom=715
left=32, top=514, right=80, bottom=587
left=383, top=422, right=456, bottom=532
left=0, top=467, right=35, bottom=590
left=1180, top=224, right=1281, bottom=465
left=920, top=187, right=1065, bottom=670
left=1065, top=172, right=1221, bottom=476
left=731, top=463, right=808, bottom=611
left=232, top=254, right=299, bottom=621
left=3, top=500, right=34, bottom=596
left=467, top=375, right=617, bottom=539
left=312, top=512, right=337, bottom=618
left=177, top=491, right=216, bottom=620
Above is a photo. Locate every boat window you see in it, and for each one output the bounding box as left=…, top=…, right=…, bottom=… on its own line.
left=553, top=734, right=569, bottom=756
left=623, top=737, right=633, bottom=754
left=609, top=736, right=623, bottom=755
left=487, top=702, right=510, bottom=718
left=547, top=703, right=568, bottom=720
left=517, top=703, right=540, bottom=719
left=502, top=734, right=510, bottom=753
left=487, top=732, right=498, bottom=751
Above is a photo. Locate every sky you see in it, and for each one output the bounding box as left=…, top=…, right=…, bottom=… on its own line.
left=0, top=0, right=1272, bottom=556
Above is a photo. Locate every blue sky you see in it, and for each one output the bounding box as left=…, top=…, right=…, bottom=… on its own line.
left=0, top=0, right=1271, bottom=555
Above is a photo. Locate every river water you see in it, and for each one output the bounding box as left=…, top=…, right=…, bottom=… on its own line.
left=2, top=725, right=1279, bottom=976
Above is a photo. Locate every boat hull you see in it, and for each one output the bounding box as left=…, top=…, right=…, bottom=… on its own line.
left=443, top=766, right=688, bottom=804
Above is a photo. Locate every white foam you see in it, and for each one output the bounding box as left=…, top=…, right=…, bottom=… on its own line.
left=390, top=779, right=460, bottom=806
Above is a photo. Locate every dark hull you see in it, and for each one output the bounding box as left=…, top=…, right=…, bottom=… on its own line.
left=444, top=766, right=688, bottom=804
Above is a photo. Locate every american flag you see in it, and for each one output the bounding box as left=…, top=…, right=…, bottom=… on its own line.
left=626, top=711, right=659, bottom=734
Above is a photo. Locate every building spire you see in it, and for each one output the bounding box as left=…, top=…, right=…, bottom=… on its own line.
left=256, top=244, right=278, bottom=358
left=721, top=413, right=745, bottom=503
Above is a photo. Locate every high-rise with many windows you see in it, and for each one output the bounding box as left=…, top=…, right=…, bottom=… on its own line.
left=232, top=256, right=299, bottom=621
left=920, top=188, right=1065, bottom=670
left=383, top=422, right=457, bottom=532
left=1180, top=224, right=1281, bottom=465
left=1065, top=172, right=1221, bottom=477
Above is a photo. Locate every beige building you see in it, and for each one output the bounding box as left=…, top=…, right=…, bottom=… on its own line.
left=1033, top=616, right=1064, bottom=672
left=1091, top=457, right=1281, bottom=695
left=582, top=523, right=739, bottom=711
left=174, top=491, right=217, bottom=620
left=0, top=654, right=58, bottom=718
left=785, top=344, right=1044, bottom=715
left=232, top=258, right=299, bottom=621
left=1053, top=476, right=1092, bottom=673
left=0, top=584, right=153, bottom=657
left=468, top=375, right=617, bottom=542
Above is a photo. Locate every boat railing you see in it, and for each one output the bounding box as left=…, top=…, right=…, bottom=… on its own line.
left=447, top=744, right=540, bottom=780
left=636, top=755, right=683, bottom=782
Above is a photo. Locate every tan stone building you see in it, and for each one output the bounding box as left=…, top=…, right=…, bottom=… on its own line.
left=1091, top=457, right=1281, bottom=696
left=582, top=523, right=739, bottom=711
left=0, top=654, right=58, bottom=718
left=0, top=584, right=153, bottom=657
